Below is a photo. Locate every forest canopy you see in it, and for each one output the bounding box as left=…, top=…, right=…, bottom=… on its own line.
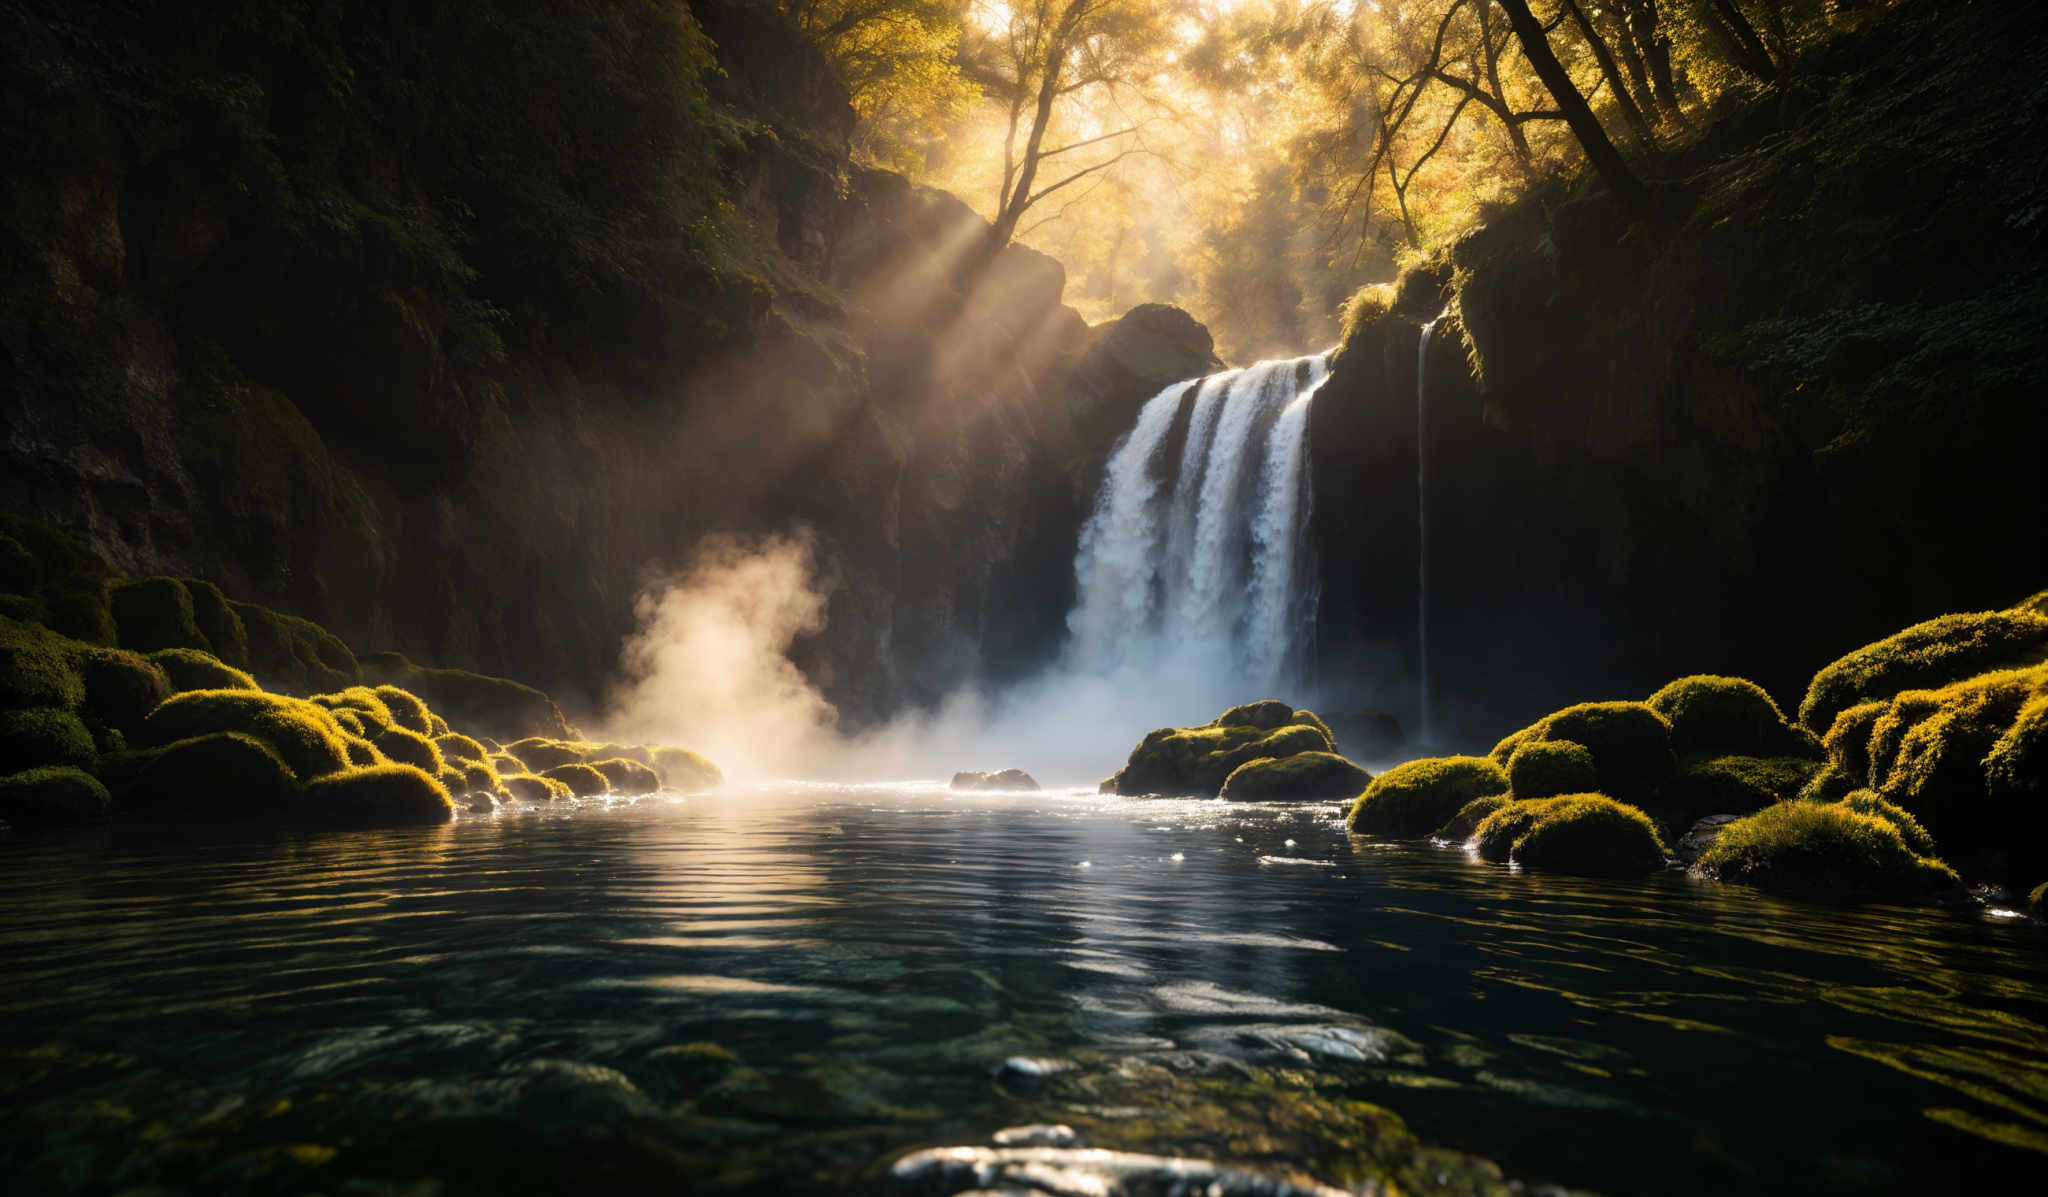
left=770, top=0, right=1891, bottom=360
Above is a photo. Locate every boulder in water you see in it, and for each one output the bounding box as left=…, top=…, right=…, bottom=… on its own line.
left=1112, top=704, right=1348, bottom=797
left=1470, top=794, right=1668, bottom=876
left=1345, top=756, right=1506, bottom=837
left=1693, top=800, right=1960, bottom=902
left=950, top=769, right=1040, bottom=791
left=1218, top=752, right=1371, bottom=801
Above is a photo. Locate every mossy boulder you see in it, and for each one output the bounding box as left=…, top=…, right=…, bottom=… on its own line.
left=1488, top=726, right=1536, bottom=767
left=1797, top=762, right=1860, bottom=805
left=118, top=732, right=298, bottom=814
left=72, top=647, right=172, bottom=735
left=1346, top=756, right=1508, bottom=837
left=1693, top=801, right=1960, bottom=903
left=111, top=577, right=211, bottom=655
left=372, top=685, right=434, bottom=735
left=589, top=757, right=660, bottom=795
left=1651, top=755, right=1824, bottom=829
left=341, top=735, right=385, bottom=767
left=1872, top=667, right=2046, bottom=884
left=310, top=687, right=397, bottom=731
left=1433, top=793, right=1511, bottom=842
left=434, top=733, right=489, bottom=765
left=246, top=707, right=352, bottom=781
left=0, top=517, right=119, bottom=646
left=458, top=760, right=500, bottom=793
left=1219, top=752, right=1372, bottom=801
left=1799, top=606, right=2048, bottom=733
left=1505, top=740, right=1600, bottom=800
left=542, top=762, right=609, bottom=797
left=500, top=772, right=572, bottom=803
left=1473, top=794, right=1668, bottom=876
left=0, top=766, right=111, bottom=826
left=136, top=689, right=356, bottom=783
left=1648, top=675, right=1809, bottom=757
left=175, top=578, right=249, bottom=668
left=1822, top=700, right=1890, bottom=783
left=149, top=648, right=258, bottom=693
left=1114, top=704, right=1337, bottom=797
left=1518, top=702, right=1677, bottom=801
left=361, top=652, right=576, bottom=742
left=505, top=737, right=588, bottom=772
left=648, top=746, right=722, bottom=791
left=1832, top=789, right=1938, bottom=858
left=951, top=769, right=1042, bottom=791
left=301, top=764, right=454, bottom=824
left=235, top=602, right=359, bottom=693
left=373, top=725, right=446, bottom=774
left=0, top=706, right=97, bottom=772
left=1, top=616, right=86, bottom=710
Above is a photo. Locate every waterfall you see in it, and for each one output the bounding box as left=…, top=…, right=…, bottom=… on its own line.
left=1066, top=352, right=1331, bottom=706
left=1416, top=318, right=1439, bottom=748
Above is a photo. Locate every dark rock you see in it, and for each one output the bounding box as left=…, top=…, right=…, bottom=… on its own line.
left=951, top=769, right=1041, bottom=792
left=886, top=1146, right=1358, bottom=1197
left=1114, top=705, right=1343, bottom=798
left=1674, top=813, right=1744, bottom=865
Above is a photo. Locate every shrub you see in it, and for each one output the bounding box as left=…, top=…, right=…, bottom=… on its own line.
left=589, top=757, right=660, bottom=795
left=433, top=733, right=488, bottom=764
left=176, top=579, right=249, bottom=668
left=0, top=707, right=98, bottom=771
left=372, top=686, right=434, bottom=735
left=1526, top=702, right=1677, bottom=800
left=149, top=648, right=258, bottom=693
left=500, top=772, right=571, bottom=803
left=1823, top=701, right=1890, bottom=782
left=1506, top=740, right=1599, bottom=799
left=1694, top=802, right=1959, bottom=902
left=1433, top=793, right=1510, bottom=842
left=0, top=766, right=111, bottom=826
left=121, top=732, right=297, bottom=814
left=542, top=762, right=609, bottom=796
left=1219, top=752, right=1372, bottom=801
left=1484, top=794, right=1668, bottom=876
left=1, top=616, right=86, bottom=710
left=1346, top=756, right=1508, bottom=836
left=1653, top=755, right=1824, bottom=828
left=648, top=746, right=722, bottom=791
left=1799, top=608, right=2048, bottom=733
left=1648, top=675, right=1802, bottom=757
left=373, top=725, right=446, bottom=774
left=111, top=577, right=210, bottom=654
left=71, top=647, right=172, bottom=735
left=301, top=764, right=454, bottom=824
left=505, top=737, right=587, bottom=772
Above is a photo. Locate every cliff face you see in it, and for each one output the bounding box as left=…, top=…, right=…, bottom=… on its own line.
left=1310, top=2, right=2048, bottom=746
left=0, top=0, right=1181, bottom=724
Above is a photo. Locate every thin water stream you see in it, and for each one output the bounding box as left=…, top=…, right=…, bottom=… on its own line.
left=2, top=788, right=2043, bottom=1195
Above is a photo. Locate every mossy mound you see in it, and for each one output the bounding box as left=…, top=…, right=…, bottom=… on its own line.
left=1433, top=793, right=1511, bottom=842
left=235, top=602, right=359, bottom=692
left=1114, top=705, right=1337, bottom=797
left=589, top=757, right=660, bottom=795
left=1799, top=606, right=2048, bottom=734
left=2029, top=882, right=2048, bottom=918
left=119, top=732, right=298, bottom=814
left=361, top=652, right=577, bottom=742
left=0, top=517, right=119, bottom=645
left=246, top=707, right=352, bottom=781
left=505, top=737, right=588, bottom=772
left=0, top=707, right=97, bottom=772
left=1983, top=690, right=2047, bottom=818
left=648, top=746, right=722, bottom=791
left=500, top=772, right=572, bottom=803
left=111, top=577, right=212, bottom=655
left=458, top=760, right=500, bottom=793
left=310, top=687, right=396, bottom=731
left=148, top=648, right=258, bottom=693
left=487, top=751, right=524, bottom=775
left=1487, top=726, right=1536, bottom=767
left=1517, top=702, right=1677, bottom=801
left=71, top=647, right=172, bottom=735
left=1694, top=801, right=1960, bottom=903
left=1833, top=789, right=1939, bottom=858
left=330, top=709, right=367, bottom=737
left=0, top=766, right=111, bottom=826
left=341, top=735, right=385, bottom=767
left=1505, top=740, right=1600, bottom=800
left=951, top=769, right=1042, bottom=791
left=175, top=579, right=249, bottom=668
left=1346, top=756, right=1508, bottom=837
left=136, top=689, right=357, bottom=783
left=373, top=726, right=446, bottom=774
left=1287, top=710, right=1338, bottom=751
left=1821, top=700, right=1889, bottom=783
left=542, top=762, right=609, bottom=797
left=1871, top=667, right=2047, bottom=884
left=1, top=616, right=87, bottom=710
left=1476, top=794, right=1668, bottom=876
left=1652, top=755, right=1824, bottom=829
left=1797, top=762, right=1860, bottom=805
left=434, top=733, right=489, bottom=765
left=437, top=764, right=471, bottom=794
left=1648, top=675, right=1808, bottom=757
left=300, top=764, right=454, bottom=824
left=372, top=686, right=434, bottom=735
left=1219, top=752, right=1372, bottom=801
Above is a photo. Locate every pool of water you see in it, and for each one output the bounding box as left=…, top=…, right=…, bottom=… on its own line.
left=2, top=785, right=2044, bottom=1195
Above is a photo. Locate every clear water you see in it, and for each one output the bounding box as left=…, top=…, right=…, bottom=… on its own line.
left=3, top=787, right=2044, bottom=1195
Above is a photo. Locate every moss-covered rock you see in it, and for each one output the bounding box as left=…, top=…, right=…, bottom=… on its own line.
left=500, top=772, right=571, bottom=803
left=1505, top=740, right=1600, bottom=800
left=505, top=737, right=588, bottom=772
left=1799, top=607, right=2048, bottom=733
left=1652, top=755, right=1824, bottom=828
left=1219, top=751, right=1372, bottom=801
left=589, top=757, right=660, bottom=795
left=0, top=765, right=112, bottom=826
left=648, top=746, right=722, bottom=791
left=235, top=603, right=360, bottom=693
left=433, top=732, right=489, bottom=765
left=1487, top=726, right=1535, bottom=767
left=118, top=732, right=298, bottom=814
left=340, top=734, right=385, bottom=767
left=1211, top=700, right=1295, bottom=729
left=1520, top=702, right=1677, bottom=801
left=1433, top=793, right=1511, bottom=842
left=458, top=759, right=500, bottom=793
left=1475, top=794, right=1668, bottom=876
left=1832, top=789, right=1939, bottom=858
left=246, top=707, right=352, bottom=781
left=71, top=646, right=172, bottom=735
left=2029, top=882, right=2048, bottom=918
left=1, top=616, right=86, bottom=711
left=0, top=518, right=118, bottom=646
left=175, top=578, right=249, bottom=668
left=1873, top=667, right=2046, bottom=884
left=300, top=764, right=454, bottom=824
left=1983, top=689, right=2047, bottom=819
left=1346, top=756, right=1508, bottom=837
left=111, top=577, right=210, bottom=655
left=0, top=707, right=98, bottom=771
left=330, top=708, right=367, bottom=737
left=542, top=762, right=609, bottom=796
left=373, top=725, right=446, bottom=774
left=148, top=648, right=258, bottom=693
left=437, top=764, right=470, bottom=794
left=1797, top=761, right=1860, bottom=805
left=1822, top=700, right=1889, bottom=783
left=310, top=687, right=396, bottom=731
left=1693, top=801, right=1960, bottom=902
left=1286, top=710, right=1338, bottom=751
left=361, top=651, right=577, bottom=742
left=1648, top=675, right=1807, bottom=757
left=372, top=685, right=434, bottom=735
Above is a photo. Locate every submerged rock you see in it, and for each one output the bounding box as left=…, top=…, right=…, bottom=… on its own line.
left=887, top=1146, right=1357, bottom=1197
left=951, top=769, right=1040, bottom=791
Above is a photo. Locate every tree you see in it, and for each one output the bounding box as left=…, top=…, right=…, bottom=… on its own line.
left=776, top=0, right=981, bottom=172
left=1493, top=0, right=1647, bottom=211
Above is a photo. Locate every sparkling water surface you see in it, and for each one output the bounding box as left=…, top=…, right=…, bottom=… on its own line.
left=2, top=785, right=2044, bottom=1195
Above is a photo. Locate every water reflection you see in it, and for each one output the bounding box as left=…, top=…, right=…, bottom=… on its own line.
left=0, top=786, right=2042, bottom=1195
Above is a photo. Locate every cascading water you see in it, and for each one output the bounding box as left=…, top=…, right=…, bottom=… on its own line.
left=1416, top=318, right=1439, bottom=748
left=1066, top=353, right=1330, bottom=708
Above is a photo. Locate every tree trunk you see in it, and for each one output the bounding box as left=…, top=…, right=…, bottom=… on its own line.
left=1476, top=2, right=1535, bottom=164
left=1561, top=0, right=1654, bottom=141
left=1700, top=0, right=1779, bottom=83
left=1494, top=0, right=1647, bottom=212
left=1603, top=5, right=1664, bottom=128
left=1622, top=0, right=1685, bottom=126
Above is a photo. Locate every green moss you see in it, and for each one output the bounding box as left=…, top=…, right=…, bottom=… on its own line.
left=148, top=648, right=259, bottom=693
left=1874, top=668, right=2045, bottom=884
left=1211, top=700, right=1297, bottom=729
left=0, top=518, right=119, bottom=645
left=458, top=759, right=500, bottom=793
left=340, top=734, right=385, bottom=767
left=1524, top=702, right=1677, bottom=800
left=247, top=707, right=351, bottom=781
left=0, top=535, right=34, bottom=592
left=589, top=757, right=660, bottom=795
left=500, top=772, right=571, bottom=803
left=111, top=577, right=210, bottom=655
left=648, top=746, right=722, bottom=791
left=1984, top=690, right=2047, bottom=813
left=235, top=603, right=360, bottom=693
left=437, top=764, right=470, bottom=794
left=310, top=687, right=396, bottom=730
left=138, top=690, right=299, bottom=748
left=1433, top=793, right=1511, bottom=842
left=505, top=737, right=587, bottom=772
left=1488, top=726, right=1536, bottom=766
left=371, top=686, right=434, bottom=735
left=1115, top=713, right=1331, bottom=798
left=1346, top=756, right=1509, bottom=837
left=362, top=661, right=576, bottom=742
left=175, top=579, right=249, bottom=668
left=373, top=725, right=446, bottom=774
left=1654, top=755, right=1824, bottom=828
left=119, top=732, right=298, bottom=814
left=1505, top=740, right=1600, bottom=800
left=1647, top=675, right=1804, bottom=757
left=1481, top=794, right=1668, bottom=876
left=1835, top=789, right=1938, bottom=858
left=0, top=766, right=111, bottom=826
left=1248, top=723, right=1334, bottom=758
left=44, top=588, right=116, bottom=646
left=1, top=616, right=86, bottom=711
left=330, top=708, right=367, bottom=737
left=542, top=762, right=609, bottom=797
left=1865, top=690, right=1943, bottom=786
left=1694, top=801, right=1959, bottom=902
left=1289, top=709, right=1337, bottom=748
left=300, top=764, right=454, bottom=824
left=487, top=751, right=522, bottom=774
left=1218, top=752, right=1372, bottom=801
left=71, top=647, right=172, bottom=736
left=1823, top=700, right=1890, bottom=782
left=0, top=594, right=43, bottom=623
left=1799, top=608, right=2048, bottom=733
left=2029, top=882, right=2048, bottom=917
left=433, top=733, right=488, bottom=765
left=0, top=707, right=98, bottom=772
left=1797, top=761, right=1860, bottom=805
left=427, top=713, right=451, bottom=737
